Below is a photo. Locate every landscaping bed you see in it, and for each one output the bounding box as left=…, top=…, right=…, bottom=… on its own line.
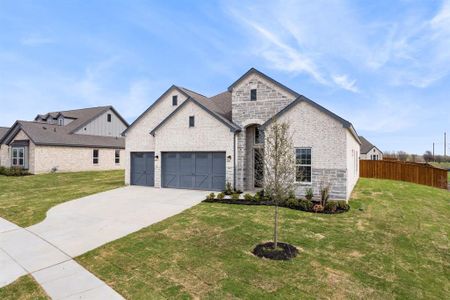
left=203, top=191, right=350, bottom=214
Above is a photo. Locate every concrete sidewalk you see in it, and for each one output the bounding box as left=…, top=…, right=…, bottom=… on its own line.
left=0, top=217, right=123, bottom=299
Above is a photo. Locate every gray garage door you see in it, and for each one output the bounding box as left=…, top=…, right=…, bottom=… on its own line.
left=162, top=152, right=226, bottom=191
left=131, top=152, right=154, bottom=186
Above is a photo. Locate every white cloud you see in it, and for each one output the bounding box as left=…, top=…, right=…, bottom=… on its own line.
left=332, top=74, right=359, bottom=93
left=20, top=35, right=54, bottom=46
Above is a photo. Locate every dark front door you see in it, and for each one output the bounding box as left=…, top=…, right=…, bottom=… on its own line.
left=130, top=152, right=155, bottom=186
left=162, top=152, right=226, bottom=191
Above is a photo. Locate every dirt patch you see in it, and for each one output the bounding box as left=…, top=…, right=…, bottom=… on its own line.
left=252, top=242, right=299, bottom=260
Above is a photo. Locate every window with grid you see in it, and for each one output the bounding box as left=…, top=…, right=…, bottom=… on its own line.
left=93, top=149, right=99, bottom=164
left=115, top=150, right=120, bottom=164
left=12, top=147, right=25, bottom=167
left=295, top=148, right=311, bottom=183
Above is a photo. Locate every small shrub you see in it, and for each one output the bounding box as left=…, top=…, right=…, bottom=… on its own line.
left=336, top=201, right=350, bottom=211
left=320, top=184, right=331, bottom=206
left=298, top=199, right=313, bottom=211
left=206, top=193, right=215, bottom=201
left=225, top=182, right=233, bottom=195
left=216, top=192, right=225, bottom=200
left=231, top=193, right=240, bottom=201
left=254, top=193, right=261, bottom=202
left=305, top=188, right=314, bottom=200
left=0, top=167, right=30, bottom=176
left=312, top=204, right=324, bottom=213
left=324, top=201, right=338, bottom=213
left=244, top=193, right=254, bottom=201
left=285, top=198, right=299, bottom=208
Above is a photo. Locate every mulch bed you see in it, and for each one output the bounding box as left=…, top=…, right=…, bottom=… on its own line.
left=252, top=242, right=299, bottom=260
left=203, top=199, right=349, bottom=214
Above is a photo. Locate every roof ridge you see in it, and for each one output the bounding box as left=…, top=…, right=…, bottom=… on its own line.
left=43, top=105, right=112, bottom=116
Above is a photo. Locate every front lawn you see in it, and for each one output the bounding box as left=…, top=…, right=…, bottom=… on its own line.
left=0, top=170, right=124, bottom=227
left=0, top=275, right=48, bottom=300
left=77, top=178, right=450, bottom=299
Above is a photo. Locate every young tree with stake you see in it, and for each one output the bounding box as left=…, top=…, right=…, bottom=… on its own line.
left=263, top=121, right=295, bottom=249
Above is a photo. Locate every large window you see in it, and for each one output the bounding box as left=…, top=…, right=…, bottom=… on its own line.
left=93, top=149, right=99, bottom=164
left=295, top=148, right=311, bottom=183
left=115, top=150, right=120, bottom=164
left=11, top=147, right=25, bottom=167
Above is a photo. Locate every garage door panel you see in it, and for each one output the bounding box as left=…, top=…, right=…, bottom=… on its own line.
left=212, top=153, right=226, bottom=175
left=162, top=152, right=225, bottom=191
left=195, top=175, right=210, bottom=189
left=131, top=152, right=154, bottom=187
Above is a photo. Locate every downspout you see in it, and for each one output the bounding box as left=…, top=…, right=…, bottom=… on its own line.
left=233, top=131, right=237, bottom=190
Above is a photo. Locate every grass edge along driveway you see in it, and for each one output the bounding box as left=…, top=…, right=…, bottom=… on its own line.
left=76, top=178, right=450, bottom=299
left=0, top=170, right=124, bottom=227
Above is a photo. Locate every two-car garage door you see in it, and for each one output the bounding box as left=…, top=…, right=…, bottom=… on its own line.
left=162, top=152, right=226, bottom=191
left=131, top=151, right=226, bottom=191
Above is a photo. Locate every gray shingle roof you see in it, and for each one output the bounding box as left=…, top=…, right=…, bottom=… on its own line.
left=3, top=121, right=124, bottom=148
left=1, top=106, right=127, bottom=148
left=35, top=106, right=129, bottom=133
left=359, top=136, right=381, bottom=154
left=0, top=127, right=10, bottom=142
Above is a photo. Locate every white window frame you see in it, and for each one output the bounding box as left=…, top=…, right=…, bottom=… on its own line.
left=115, top=149, right=120, bottom=164
left=295, top=147, right=312, bottom=184
left=93, top=149, right=99, bottom=165
left=11, top=147, right=25, bottom=167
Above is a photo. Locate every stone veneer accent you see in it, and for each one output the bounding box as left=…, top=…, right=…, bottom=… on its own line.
left=294, top=169, right=347, bottom=200
left=231, top=73, right=297, bottom=190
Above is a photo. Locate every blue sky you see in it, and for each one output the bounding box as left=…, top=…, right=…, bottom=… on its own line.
left=0, top=0, right=449, bottom=154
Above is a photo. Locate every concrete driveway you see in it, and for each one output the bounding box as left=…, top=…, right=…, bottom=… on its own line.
left=1, top=187, right=206, bottom=298
left=28, top=186, right=206, bottom=257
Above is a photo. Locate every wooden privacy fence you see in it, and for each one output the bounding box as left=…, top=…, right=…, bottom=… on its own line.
left=360, top=160, right=448, bottom=189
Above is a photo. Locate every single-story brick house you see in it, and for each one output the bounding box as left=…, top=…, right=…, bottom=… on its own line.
left=0, top=106, right=129, bottom=174
left=359, top=136, right=383, bottom=160
left=123, top=68, right=361, bottom=200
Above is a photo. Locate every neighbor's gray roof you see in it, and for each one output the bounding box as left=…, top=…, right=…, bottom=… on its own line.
left=0, top=127, right=10, bottom=142
left=35, top=106, right=129, bottom=133
left=359, top=136, right=381, bottom=154
left=2, top=121, right=124, bottom=149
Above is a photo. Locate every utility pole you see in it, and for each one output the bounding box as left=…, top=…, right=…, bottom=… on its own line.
left=445, top=132, right=447, bottom=158
left=433, top=142, right=435, bottom=160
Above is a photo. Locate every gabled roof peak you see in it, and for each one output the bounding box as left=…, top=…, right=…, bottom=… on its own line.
left=227, top=68, right=300, bottom=97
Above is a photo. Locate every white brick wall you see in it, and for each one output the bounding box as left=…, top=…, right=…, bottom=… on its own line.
left=153, top=100, right=234, bottom=188
left=346, top=130, right=360, bottom=199
left=124, top=87, right=188, bottom=184
left=33, top=146, right=124, bottom=174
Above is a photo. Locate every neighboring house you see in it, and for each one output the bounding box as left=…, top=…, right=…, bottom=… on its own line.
left=359, top=136, right=383, bottom=160
left=0, top=127, right=10, bottom=166
left=0, top=106, right=128, bottom=174
left=124, top=68, right=361, bottom=200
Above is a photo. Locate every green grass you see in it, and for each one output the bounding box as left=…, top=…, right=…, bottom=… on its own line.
left=430, top=162, right=450, bottom=170
left=0, top=276, right=48, bottom=300
left=76, top=178, right=450, bottom=299
left=0, top=170, right=124, bottom=227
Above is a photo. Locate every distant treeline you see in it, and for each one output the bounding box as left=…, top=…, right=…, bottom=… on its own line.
left=383, top=151, right=450, bottom=163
